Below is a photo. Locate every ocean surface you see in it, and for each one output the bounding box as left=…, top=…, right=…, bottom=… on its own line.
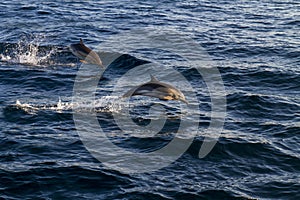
left=0, top=0, right=299, bottom=199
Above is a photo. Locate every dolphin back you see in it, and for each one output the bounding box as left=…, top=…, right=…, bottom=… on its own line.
left=122, top=75, right=188, bottom=104
left=69, top=39, right=103, bottom=67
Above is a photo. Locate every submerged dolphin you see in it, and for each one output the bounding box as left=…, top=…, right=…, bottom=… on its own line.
left=122, top=75, right=188, bottom=104
left=69, top=38, right=104, bottom=67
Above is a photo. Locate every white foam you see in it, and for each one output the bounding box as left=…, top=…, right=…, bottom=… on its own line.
left=13, top=96, right=128, bottom=114
left=0, top=54, right=12, bottom=62
left=0, top=34, right=58, bottom=66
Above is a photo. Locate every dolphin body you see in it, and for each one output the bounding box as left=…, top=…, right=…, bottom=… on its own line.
left=122, top=75, right=188, bottom=104
left=69, top=39, right=104, bottom=67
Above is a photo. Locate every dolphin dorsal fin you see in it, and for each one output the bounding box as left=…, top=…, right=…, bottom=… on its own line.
left=80, top=38, right=84, bottom=45
left=150, top=74, right=159, bottom=82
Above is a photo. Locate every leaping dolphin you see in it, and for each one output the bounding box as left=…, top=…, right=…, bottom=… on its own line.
left=69, top=38, right=104, bottom=67
left=122, top=75, right=188, bottom=104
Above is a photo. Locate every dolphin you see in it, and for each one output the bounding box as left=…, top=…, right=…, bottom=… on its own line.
left=122, top=75, right=188, bottom=104
left=69, top=38, right=104, bottom=67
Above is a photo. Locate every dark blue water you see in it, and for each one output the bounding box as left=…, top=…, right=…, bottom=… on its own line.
left=1, top=0, right=299, bottom=199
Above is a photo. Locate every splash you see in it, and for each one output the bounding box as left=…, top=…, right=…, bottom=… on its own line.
left=14, top=98, right=71, bottom=114
left=15, top=98, right=73, bottom=114
left=0, top=34, right=57, bottom=66
left=12, top=95, right=195, bottom=124
left=13, top=96, right=125, bottom=114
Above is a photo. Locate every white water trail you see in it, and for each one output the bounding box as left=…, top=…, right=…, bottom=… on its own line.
left=14, top=96, right=126, bottom=114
